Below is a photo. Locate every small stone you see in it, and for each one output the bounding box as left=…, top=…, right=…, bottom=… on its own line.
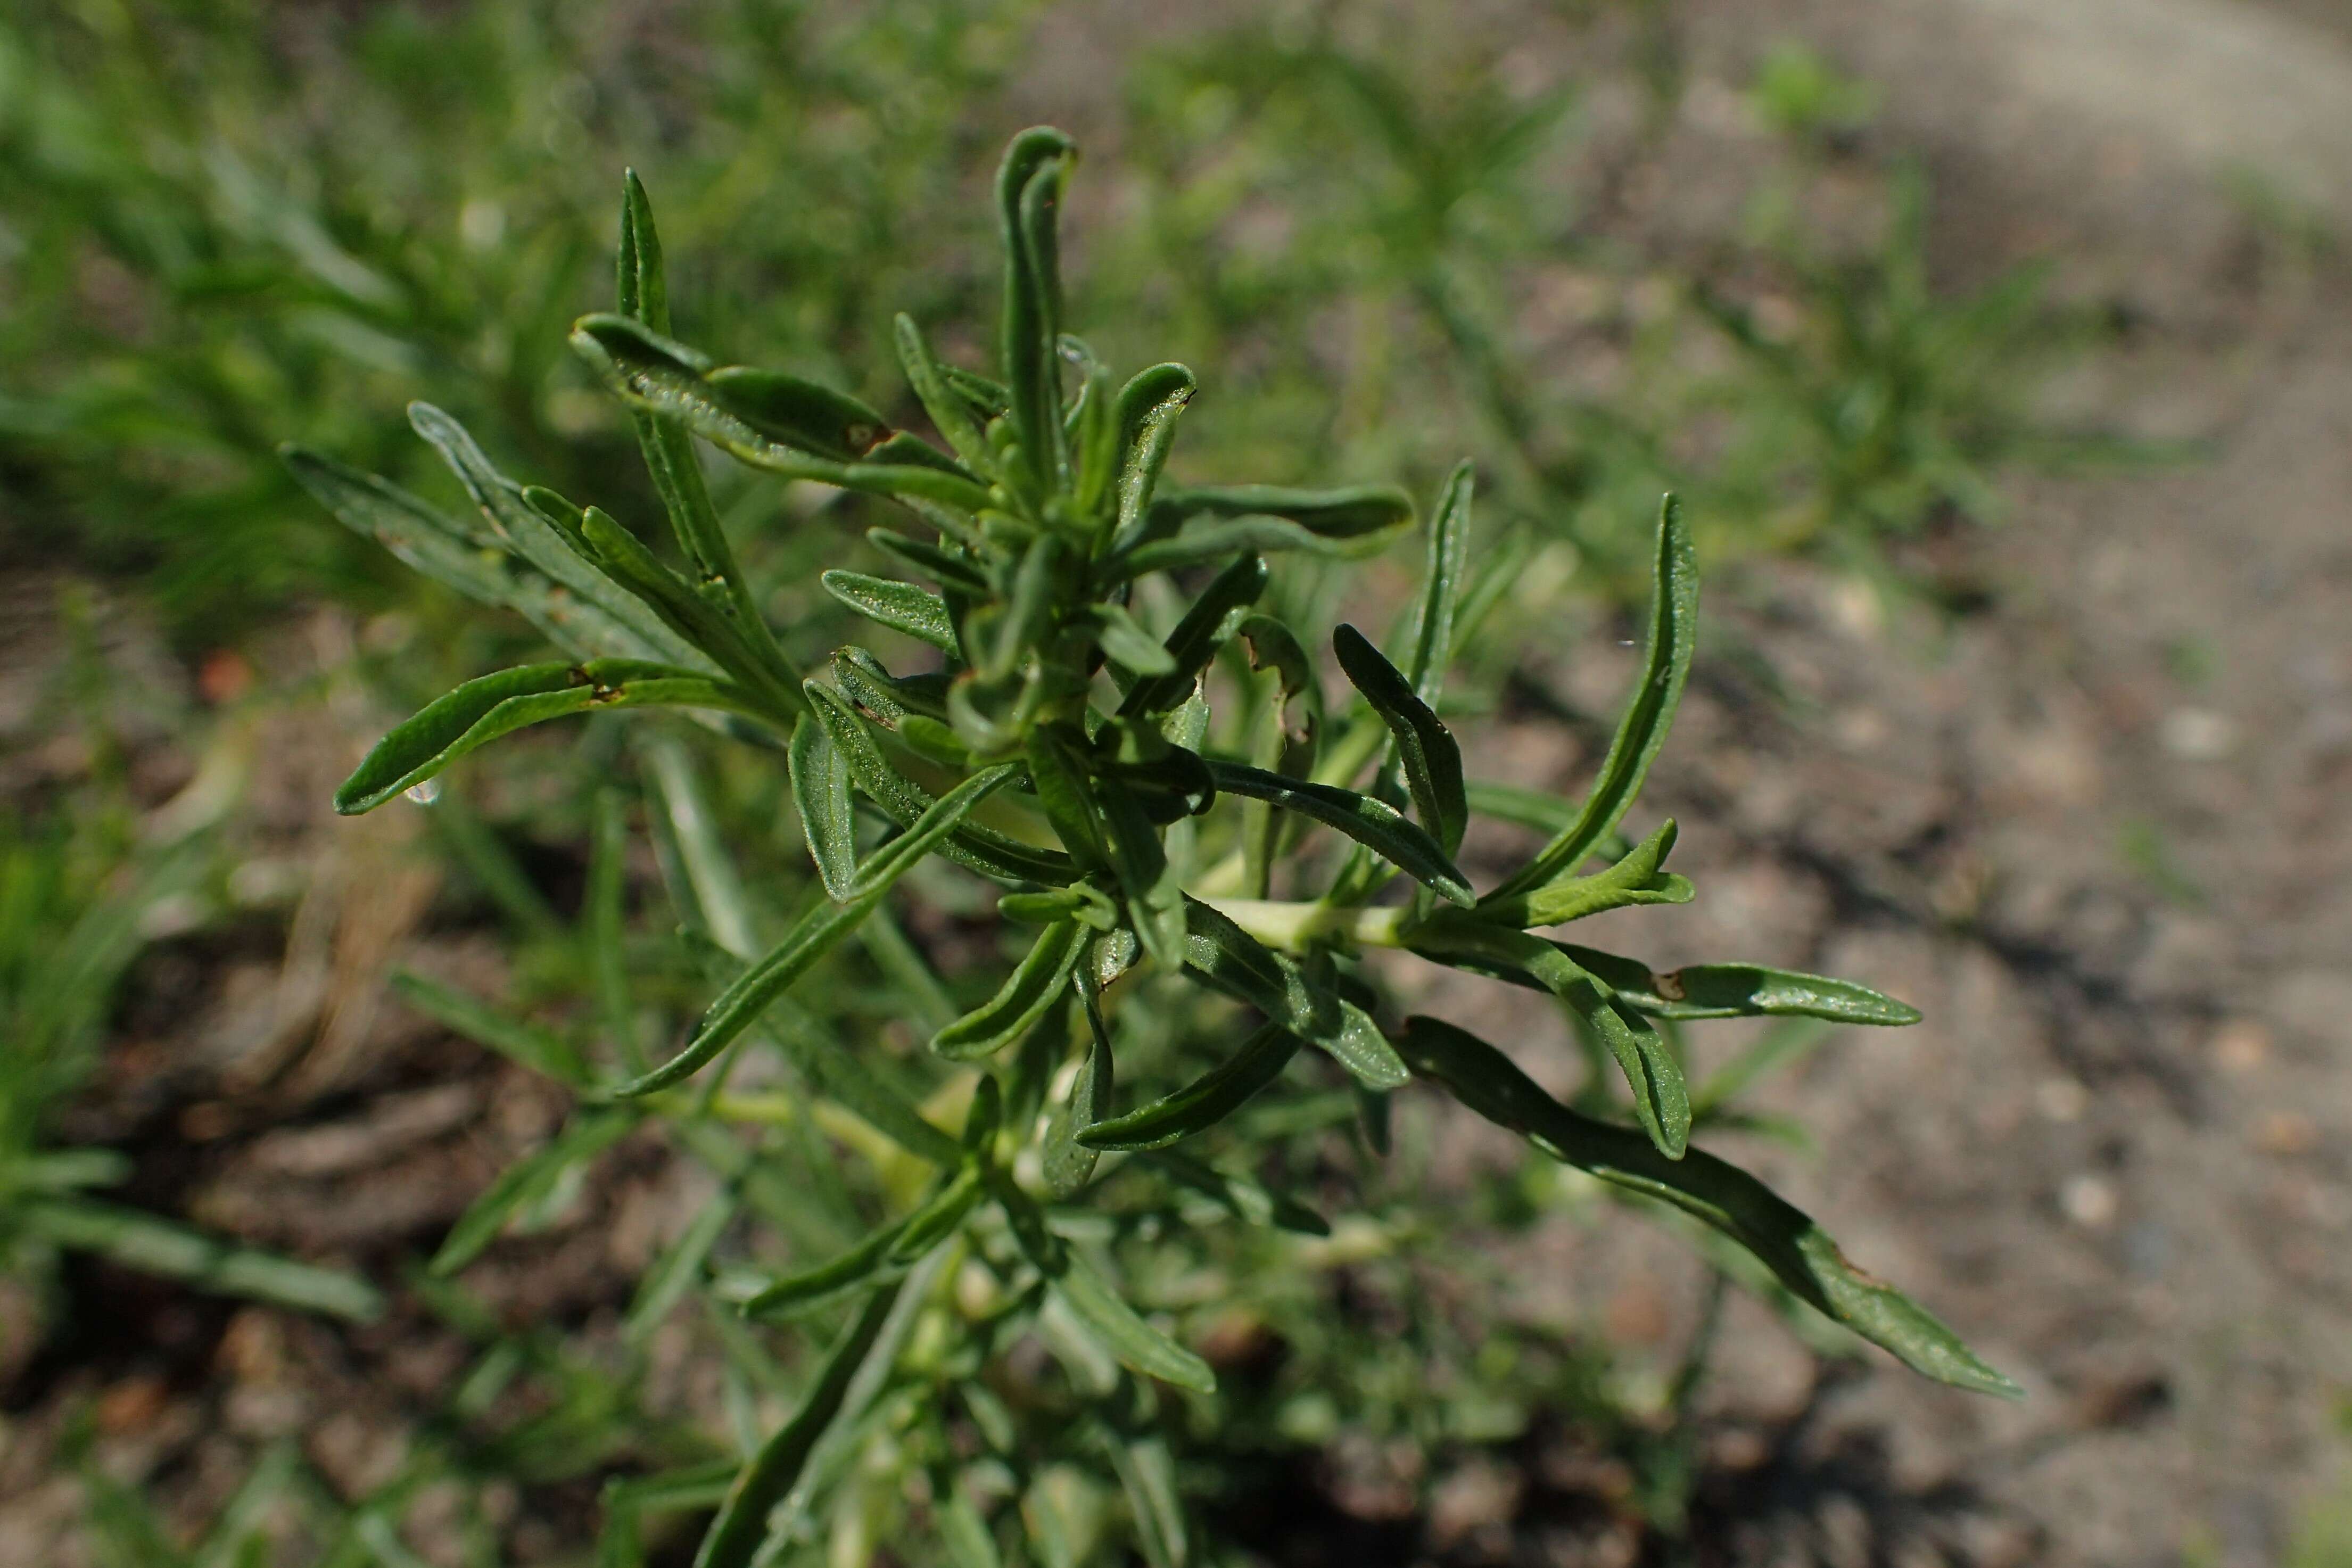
left=2160, top=707, right=2237, bottom=760
left=2061, top=1174, right=2119, bottom=1228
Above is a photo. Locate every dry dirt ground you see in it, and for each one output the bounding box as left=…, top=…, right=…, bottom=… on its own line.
left=4, top=2, right=2349, bottom=1564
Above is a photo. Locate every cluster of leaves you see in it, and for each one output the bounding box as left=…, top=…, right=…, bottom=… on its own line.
left=292, top=128, right=2016, bottom=1565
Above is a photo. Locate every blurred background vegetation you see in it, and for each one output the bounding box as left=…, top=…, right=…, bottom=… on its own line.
left=0, top=0, right=2155, bottom=1562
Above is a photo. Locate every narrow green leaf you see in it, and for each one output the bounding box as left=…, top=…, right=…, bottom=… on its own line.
left=1051, top=1251, right=1215, bottom=1393
left=1095, top=771, right=1187, bottom=970
left=1203, top=760, right=1471, bottom=905
left=940, top=1491, right=1005, bottom=1568
left=1396, top=1017, right=2018, bottom=1397
left=1151, top=1149, right=1328, bottom=1235
left=284, top=448, right=668, bottom=665
left=1079, top=1022, right=1300, bottom=1151
left=695, top=1281, right=905, bottom=1568
left=1118, top=553, right=1267, bottom=719
left=612, top=765, right=1018, bottom=1097
left=1109, top=514, right=1409, bottom=577
left=983, top=532, right=1064, bottom=680
left=1332, top=624, right=1467, bottom=857
left=1562, top=944, right=1925, bottom=1025
left=887, top=1165, right=987, bottom=1262
left=1236, top=614, right=1324, bottom=897
left=831, top=646, right=951, bottom=727
left=402, top=404, right=710, bottom=667
left=1091, top=603, right=1178, bottom=675
left=430, top=1111, right=636, bottom=1274
left=575, top=507, right=798, bottom=709
left=1179, top=899, right=1407, bottom=1089
left=1485, top=494, right=1696, bottom=905
left=806, top=683, right=1072, bottom=885
left=575, top=313, right=891, bottom=463
left=821, top=571, right=959, bottom=654
left=1111, top=364, right=1196, bottom=542
left=933, top=919, right=1088, bottom=1060
left=21, top=1198, right=383, bottom=1322
left=616, top=169, right=670, bottom=332
left=1154, top=483, right=1414, bottom=540
left=996, top=128, right=1076, bottom=496
left=868, top=527, right=989, bottom=593
left=1493, top=818, right=1694, bottom=929
left=707, top=364, right=894, bottom=461
left=625, top=1193, right=737, bottom=1341
left=337, top=661, right=762, bottom=815
left=1409, top=916, right=1690, bottom=1157
left=894, top=313, right=994, bottom=475
left=1404, top=460, right=1475, bottom=704
left=1044, top=989, right=1115, bottom=1196
left=1101, top=1427, right=1189, bottom=1568
left=789, top=714, right=858, bottom=901
left=390, top=971, right=591, bottom=1088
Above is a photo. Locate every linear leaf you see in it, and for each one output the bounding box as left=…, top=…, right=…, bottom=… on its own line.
left=1109, top=513, right=1408, bottom=577
left=996, top=128, right=1075, bottom=496
left=821, top=571, right=959, bottom=654
left=1044, top=991, right=1115, bottom=1196
left=404, top=403, right=709, bottom=668
left=612, top=765, right=1018, bottom=1097
left=868, top=527, right=989, bottom=593
left=574, top=313, right=890, bottom=462
left=283, top=448, right=671, bottom=665
left=1118, top=554, right=1267, bottom=719
left=1179, top=899, right=1407, bottom=1089
left=1051, top=1251, right=1215, bottom=1393
left=1409, top=916, right=1690, bottom=1157
left=887, top=1165, right=987, bottom=1262
left=1079, top=1022, right=1300, bottom=1151
left=1090, top=603, right=1178, bottom=675
left=806, top=683, right=1071, bottom=885
left=894, top=314, right=994, bottom=474
left=1485, top=494, right=1696, bottom=904
left=1203, top=760, right=1470, bottom=905
left=1561, top=944, right=1924, bottom=1025
left=934, top=919, right=1087, bottom=1060
left=1404, top=460, right=1474, bottom=704
left=1397, top=1017, right=2018, bottom=1397
left=572, top=506, right=797, bottom=711
left=430, top=1111, right=636, bottom=1274
left=22, top=1198, right=383, bottom=1321
left=1146, top=1149, right=1328, bottom=1236
left=789, top=714, right=858, bottom=900
left=695, top=1281, right=905, bottom=1568
left=1100, top=1426, right=1189, bottom=1568
left=625, top=1193, right=738, bottom=1341
left=1155, top=483, right=1414, bottom=540
left=1332, top=624, right=1467, bottom=856
left=1492, top=819, right=1694, bottom=929
left=1111, top=363, right=1196, bottom=541
left=337, top=661, right=760, bottom=814
left=390, top=971, right=592, bottom=1088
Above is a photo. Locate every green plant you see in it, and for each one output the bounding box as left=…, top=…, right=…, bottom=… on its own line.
left=293, top=126, right=2015, bottom=1567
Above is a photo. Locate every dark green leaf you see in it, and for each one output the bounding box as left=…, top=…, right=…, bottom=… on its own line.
left=1396, top=1017, right=2018, bottom=1397
left=337, top=661, right=761, bottom=815
left=616, top=169, right=670, bottom=332
left=431, top=1111, right=636, bottom=1274
left=1203, top=760, right=1470, bottom=905
left=1144, top=1149, right=1328, bottom=1236
left=574, top=506, right=798, bottom=710
left=821, top=571, right=959, bottom=655
left=1328, top=624, right=1473, bottom=861
left=612, top=765, right=1018, bottom=1097
left=1079, top=1022, right=1300, bottom=1151
left=1180, top=899, right=1407, bottom=1089
left=831, top=646, right=951, bottom=727
left=887, top=1166, right=987, bottom=1262
left=696, top=1282, right=905, bottom=1568
left=1109, top=513, right=1408, bottom=577
left=1485, top=494, right=1695, bottom=905
left=789, top=714, right=857, bottom=900
left=707, top=364, right=893, bottom=461
left=1563, top=945, right=1924, bottom=1025
left=1118, top=554, right=1267, bottom=719
left=868, top=527, right=988, bottom=594
left=1409, top=916, right=1690, bottom=1157
left=933, top=919, right=1087, bottom=1060
left=1044, top=990, right=1115, bottom=1196
left=806, top=683, right=1072, bottom=885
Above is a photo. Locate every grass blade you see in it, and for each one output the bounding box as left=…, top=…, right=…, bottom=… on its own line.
left=430, top=1110, right=637, bottom=1274
left=22, top=1198, right=383, bottom=1322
